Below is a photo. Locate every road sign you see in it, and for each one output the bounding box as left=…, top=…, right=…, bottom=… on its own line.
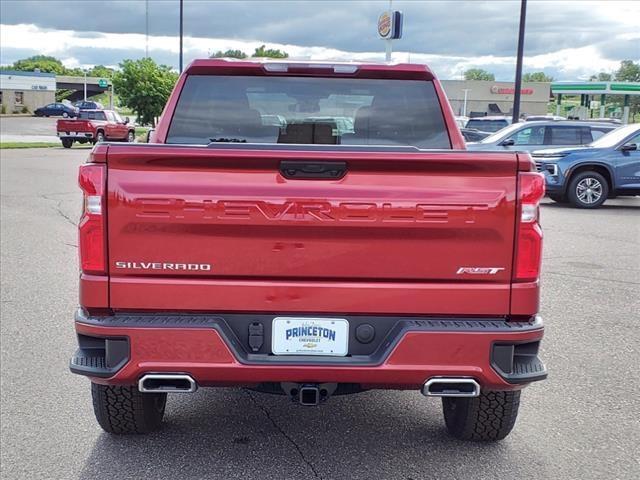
left=378, top=12, right=392, bottom=38
left=98, top=79, right=108, bottom=88
left=377, top=11, right=403, bottom=40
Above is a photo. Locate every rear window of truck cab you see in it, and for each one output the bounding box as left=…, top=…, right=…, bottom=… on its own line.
left=166, top=75, right=451, bottom=149
left=79, top=111, right=106, bottom=121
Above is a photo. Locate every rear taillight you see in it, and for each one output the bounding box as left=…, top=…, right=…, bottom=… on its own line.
left=78, top=164, right=106, bottom=274
left=514, top=172, right=545, bottom=282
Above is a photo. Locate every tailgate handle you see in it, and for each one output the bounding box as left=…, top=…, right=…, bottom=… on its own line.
left=280, top=161, right=347, bottom=180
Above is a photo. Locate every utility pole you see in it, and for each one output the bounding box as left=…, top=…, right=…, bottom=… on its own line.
left=145, top=0, right=149, bottom=58
left=385, top=0, right=393, bottom=62
left=83, top=70, right=87, bottom=101
left=179, top=0, right=184, bottom=72
left=512, top=0, right=527, bottom=123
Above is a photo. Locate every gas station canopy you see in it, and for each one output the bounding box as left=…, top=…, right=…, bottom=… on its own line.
left=551, top=82, right=640, bottom=95
left=551, top=81, right=639, bottom=123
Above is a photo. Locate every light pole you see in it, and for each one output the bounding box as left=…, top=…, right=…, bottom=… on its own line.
left=462, top=89, right=471, bottom=117
left=145, top=0, right=149, bottom=58
left=512, top=0, right=527, bottom=123
left=385, top=0, right=393, bottom=62
left=179, top=0, right=184, bottom=71
left=83, top=70, right=87, bottom=101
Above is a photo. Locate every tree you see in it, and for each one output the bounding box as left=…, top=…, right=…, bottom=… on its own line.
left=589, top=72, right=613, bottom=82
left=112, top=58, right=178, bottom=126
left=614, top=60, right=640, bottom=122
left=55, top=89, right=74, bottom=102
left=211, top=49, right=247, bottom=59
left=615, top=60, right=640, bottom=82
left=11, top=55, right=68, bottom=74
left=252, top=45, right=289, bottom=59
left=88, top=65, right=115, bottom=78
left=9, top=55, right=111, bottom=77
left=522, top=72, right=553, bottom=82
left=463, top=68, right=495, bottom=81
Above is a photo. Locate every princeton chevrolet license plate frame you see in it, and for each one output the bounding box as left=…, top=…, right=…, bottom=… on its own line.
left=271, top=317, right=349, bottom=356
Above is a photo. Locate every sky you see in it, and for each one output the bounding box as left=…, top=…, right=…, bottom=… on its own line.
left=0, top=0, right=638, bottom=81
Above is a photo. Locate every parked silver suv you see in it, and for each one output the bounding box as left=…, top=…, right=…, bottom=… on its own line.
left=466, top=121, right=616, bottom=152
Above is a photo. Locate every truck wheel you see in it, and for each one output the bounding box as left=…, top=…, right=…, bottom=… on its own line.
left=91, top=383, right=166, bottom=434
left=127, top=130, right=135, bottom=143
left=96, top=131, right=105, bottom=143
left=442, top=390, right=520, bottom=441
left=61, top=138, right=73, bottom=149
left=567, top=171, right=608, bottom=208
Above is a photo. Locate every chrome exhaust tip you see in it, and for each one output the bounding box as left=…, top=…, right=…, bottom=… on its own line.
left=422, top=377, right=480, bottom=397
left=138, top=374, right=197, bottom=393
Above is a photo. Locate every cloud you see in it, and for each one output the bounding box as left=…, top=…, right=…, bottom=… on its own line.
left=1, top=0, right=638, bottom=58
left=0, top=22, right=635, bottom=82
left=0, top=0, right=638, bottom=80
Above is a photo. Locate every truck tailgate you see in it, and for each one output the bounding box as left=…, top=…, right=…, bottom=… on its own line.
left=58, top=119, right=92, bottom=132
left=105, top=145, right=519, bottom=314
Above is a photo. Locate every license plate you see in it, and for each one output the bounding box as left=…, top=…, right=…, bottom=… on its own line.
left=271, top=317, right=349, bottom=356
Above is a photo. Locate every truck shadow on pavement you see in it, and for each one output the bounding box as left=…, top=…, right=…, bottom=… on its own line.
left=542, top=201, right=640, bottom=211
left=78, top=388, right=548, bottom=480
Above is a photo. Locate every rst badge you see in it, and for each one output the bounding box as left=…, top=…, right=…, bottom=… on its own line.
left=456, top=267, right=505, bottom=275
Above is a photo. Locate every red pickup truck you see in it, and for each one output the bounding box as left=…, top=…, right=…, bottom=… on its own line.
left=70, top=59, right=546, bottom=441
left=57, top=109, right=135, bottom=148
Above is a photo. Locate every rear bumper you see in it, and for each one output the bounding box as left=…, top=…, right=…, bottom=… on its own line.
left=57, top=131, right=94, bottom=139
left=71, top=309, right=546, bottom=390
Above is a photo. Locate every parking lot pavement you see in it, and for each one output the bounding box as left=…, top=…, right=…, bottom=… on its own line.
left=1, top=148, right=639, bottom=480
left=0, top=116, right=59, bottom=142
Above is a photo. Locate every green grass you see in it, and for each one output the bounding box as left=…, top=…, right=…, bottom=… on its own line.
left=0, top=142, right=94, bottom=149
left=135, top=126, right=151, bottom=143
left=0, top=142, right=61, bottom=149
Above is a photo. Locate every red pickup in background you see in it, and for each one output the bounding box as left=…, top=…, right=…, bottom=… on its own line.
left=57, top=109, right=135, bottom=148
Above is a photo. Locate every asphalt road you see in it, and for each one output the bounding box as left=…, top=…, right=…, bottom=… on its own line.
left=0, top=116, right=58, bottom=136
left=1, top=148, right=639, bottom=480
left=0, top=116, right=59, bottom=143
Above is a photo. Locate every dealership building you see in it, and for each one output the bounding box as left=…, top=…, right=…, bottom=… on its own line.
left=0, top=70, right=56, bottom=113
left=441, top=80, right=551, bottom=117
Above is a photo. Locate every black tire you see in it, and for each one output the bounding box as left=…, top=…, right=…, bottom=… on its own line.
left=127, top=130, right=135, bottom=143
left=567, top=171, right=608, bottom=208
left=61, top=138, right=73, bottom=149
left=91, top=383, right=166, bottom=434
left=96, top=130, right=105, bottom=143
left=548, top=194, right=567, bottom=203
left=62, top=111, right=69, bottom=118
left=442, top=390, right=521, bottom=441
